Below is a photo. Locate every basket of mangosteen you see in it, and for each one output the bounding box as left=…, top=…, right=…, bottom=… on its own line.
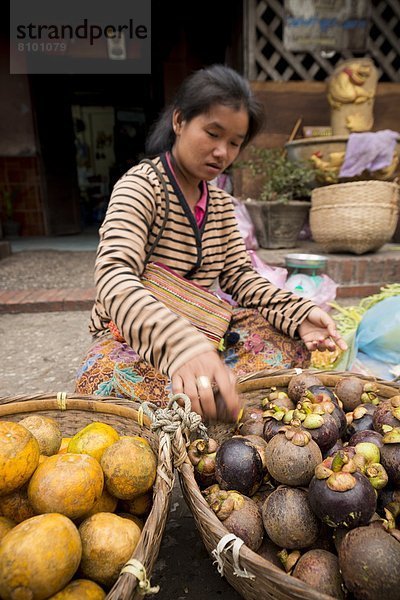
left=176, top=368, right=400, bottom=600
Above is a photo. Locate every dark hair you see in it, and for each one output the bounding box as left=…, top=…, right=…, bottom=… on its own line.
left=145, top=64, right=265, bottom=156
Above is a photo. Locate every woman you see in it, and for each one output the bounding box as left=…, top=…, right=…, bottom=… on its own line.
left=75, top=64, right=347, bottom=420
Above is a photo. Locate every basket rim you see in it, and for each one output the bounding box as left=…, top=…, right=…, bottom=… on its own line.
left=310, top=202, right=397, bottom=211
left=179, top=369, right=400, bottom=600
left=311, top=180, right=399, bottom=192
left=0, top=393, right=152, bottom=428
left=236, top=367, right=400, bottom=395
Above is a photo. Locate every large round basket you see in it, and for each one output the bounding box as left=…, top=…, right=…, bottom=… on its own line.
left=310, top=180, right=399, bottom=254
left=0, top=392, right=174, bottom=600
left=177, top=369, right=400, bottom=600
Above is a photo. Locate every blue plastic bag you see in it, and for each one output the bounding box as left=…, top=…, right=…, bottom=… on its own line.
left=352, top=296, right=400, bottom=379
left=355, top=296, right=400, bottom=364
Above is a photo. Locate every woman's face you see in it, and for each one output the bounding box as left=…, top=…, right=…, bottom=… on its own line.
left=172, top=104, right=249, bottom=182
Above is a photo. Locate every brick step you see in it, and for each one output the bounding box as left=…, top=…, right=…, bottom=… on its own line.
left=0, top=287, right=95, bottom=314
left=1, top=242, right=399, bottom=314
left=258, top=242, right=400, bottom=288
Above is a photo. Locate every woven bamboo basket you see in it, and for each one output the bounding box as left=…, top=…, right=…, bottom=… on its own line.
left=310, top=180, right=399, bottom=254
left=177, top=368, right=400, bottom=600
left=0, top=392, right=174, bottom=600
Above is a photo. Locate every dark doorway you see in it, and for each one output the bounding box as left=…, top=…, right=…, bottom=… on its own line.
left=29, top=0, right=243, bottom=234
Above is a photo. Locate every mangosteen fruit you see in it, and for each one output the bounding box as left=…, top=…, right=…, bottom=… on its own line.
left=305, top=389, right=347, bottom=438
left=308, top=522, right=337, bottom=554
left=305, top=384, right=339, bottom=406
left=334, top=376, right=379, bottom=412
left=287, top=373, right=322, bottom=402
left=377, top=483, right=400, bottom=518
left=251, top=481, right=275, bottom=510
left=239, top=434, right=268, bottom=472
left=262, top=404, right=289, bottom=442
left=276, top=548, right=301, bottom=573
left=239, top=404, right=264, bottom=423
left=324, top=438, right=344, bottom=459
left=205, top=488, right=264, bottom=552
left=373, top=396, right=400, bottom=436
left=237, top=408, right=264, bottom=437
left=346, top=403, right=377, bottom=439
left=354, top=441, right=381, bottom=465
left=308, top=453, right=377, bottom=529
left=292, top=549, right=345, bottom=599
left=265, top=425, right=322, bottom=487
left=188, top=438, right=218, bottom=488
left=348, top=429, right=383, bottom=449
left=327, top=445, right=388, bottom=490
left=330, top=403, right=347, bottom=439
left=256, top=538, right=284, bottom=570
left=262, top=486, right=320, bottom=549
left=262, top=388, right=295, bottom=410
left=215, top=436, right=263, bottom=497
left=339, top=524, right=400, bottom=600
left=295, top=400, right=340, bottom=453
left=380, top=427, right=400, bottom=486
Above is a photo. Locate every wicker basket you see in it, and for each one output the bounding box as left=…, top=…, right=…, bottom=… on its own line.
left=310, top=180, right=399, bottom=254
left=0, top=392, right=174, bottom=600
left=177, top=368, right=400, bottom=600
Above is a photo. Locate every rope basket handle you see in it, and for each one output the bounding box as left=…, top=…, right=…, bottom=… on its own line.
left=146, top=393, right=262, bottom=583
left=141, top=394, right=208, bottom=468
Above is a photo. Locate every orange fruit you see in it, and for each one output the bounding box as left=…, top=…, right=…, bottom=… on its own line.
left=68, top=422, right=119, bottom=462
left=101, top=437, right=157, bottom=500
left=28, top=453, right=104, bottom=519
left=119, top=490, right=152, bottom=516
left=80, top=487, right=118, bottom=520
left=79, top=512, right=141, bottom=588
left=48, top=579, right=105, bottom=599
left=0, top=484, right=35, bottom=523
left=0, top=516, right=15, bottom=541
left=19, top=415, right=62, bottom=456
left=0, top=421, right=40, bottom=495
left=0, top=513, right=82, bottom=600
left=117, top=512, right=144, bottom=530
left=58, top=438, right=71, bottom=454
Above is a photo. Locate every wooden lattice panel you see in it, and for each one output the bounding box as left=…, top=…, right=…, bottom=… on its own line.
left=246, top=0, right=400, bottom=81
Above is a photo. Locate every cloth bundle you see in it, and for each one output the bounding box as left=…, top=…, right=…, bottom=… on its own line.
left=339, top=129, right=399, bottom=178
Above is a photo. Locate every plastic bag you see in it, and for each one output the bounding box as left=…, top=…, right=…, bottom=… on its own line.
left=284, top=273, right=337, bottom=312
left=248, top=250, right=288, bottom=288
left=232, top=198, right=259, bottom=250
left=355, top=296, right=400, bottom=363
left=215, top=250, right=288, bottom=305
left=336, top=296, right=400, bottom=380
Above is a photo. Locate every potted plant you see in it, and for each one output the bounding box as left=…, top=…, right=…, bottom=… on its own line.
left=235, top=147, right=318, bottom=249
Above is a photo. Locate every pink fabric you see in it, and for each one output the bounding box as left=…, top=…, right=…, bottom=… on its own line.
left=166, top=152, right=207, bottom=226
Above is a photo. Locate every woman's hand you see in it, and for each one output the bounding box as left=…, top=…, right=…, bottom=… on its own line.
left=171, top=350, right=241, bottom=421
left=298, top=306, right=348, bottom=353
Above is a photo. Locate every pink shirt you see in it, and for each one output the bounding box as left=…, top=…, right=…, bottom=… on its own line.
left=166, top=152, right=207, bottom=227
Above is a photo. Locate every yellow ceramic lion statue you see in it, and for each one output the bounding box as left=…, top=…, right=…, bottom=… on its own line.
left=327, top=62, right=373, bottom=110
left=327, top=58, right=378, bottom=135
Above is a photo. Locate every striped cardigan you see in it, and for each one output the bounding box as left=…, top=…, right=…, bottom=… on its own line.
left=89, top=154, right=315, bottom=377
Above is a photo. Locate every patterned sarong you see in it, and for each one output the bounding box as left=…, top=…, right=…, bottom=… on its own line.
left=75, top=308, right=310, bottom=406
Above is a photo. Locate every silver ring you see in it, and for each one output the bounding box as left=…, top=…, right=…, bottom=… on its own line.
left=196, top=375, right=212, bottom=390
